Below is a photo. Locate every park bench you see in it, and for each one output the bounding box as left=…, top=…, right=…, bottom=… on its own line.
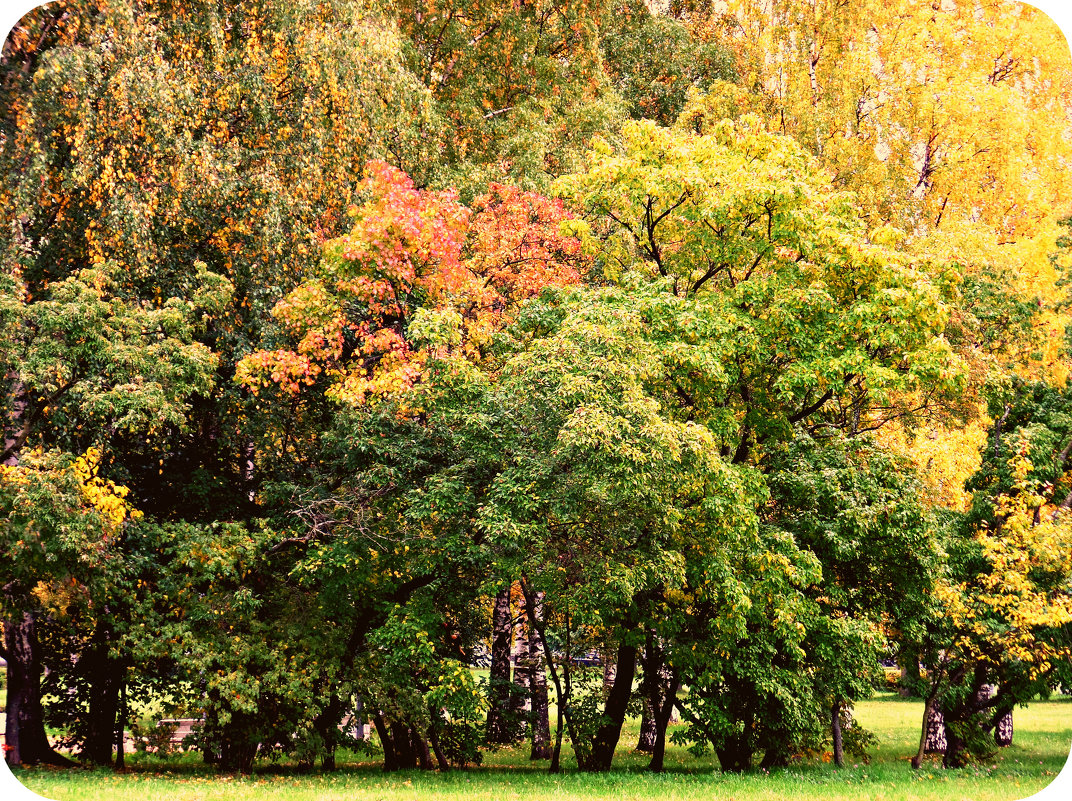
left=156, top=717, right=202, bottom=745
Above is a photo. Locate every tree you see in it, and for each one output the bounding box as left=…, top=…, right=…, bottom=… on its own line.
left=764, top=433, right=943, bottom=765
left=228, top=162, right=588, bottom=772
left=707, top=0, right=1072, bottom=237
left=557, top=117, right=964, bottom=451
left=550, top=115, right=965, bottom=771
left=600, top=0, right=736, bottom=125
left=0, top=262, right=228, bottom=766
left=0, top=4, right=442, bottom=767
left=470, top=283, right=765, bottom=771
left=392, top=0, right=623, bottom=195
left=924, top=380, right=1072, bottom=768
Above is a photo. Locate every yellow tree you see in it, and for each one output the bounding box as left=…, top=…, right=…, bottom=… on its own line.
left=710, top=0, right=1072, bottom=238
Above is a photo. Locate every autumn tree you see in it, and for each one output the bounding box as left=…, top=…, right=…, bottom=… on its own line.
left=1, top=0, right=424, bottom=768
left=914, top=379, right=1072, bottom=768
left=549, top=115, right=966, bottom=770
left=599, top=0, right=736, bottom=125
left=231, top=161, right=588, bottom=770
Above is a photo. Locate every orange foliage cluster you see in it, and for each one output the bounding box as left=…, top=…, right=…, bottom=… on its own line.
left=237, top=161, right=588, bottom=402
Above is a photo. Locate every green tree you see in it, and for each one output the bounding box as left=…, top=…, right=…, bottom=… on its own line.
left=599, top=0, right=736, bottom=126
left=0, top=263, right=229, bottom=767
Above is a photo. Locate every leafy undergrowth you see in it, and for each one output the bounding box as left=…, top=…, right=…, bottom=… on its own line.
left=12, top=695, right=1072, bottom=801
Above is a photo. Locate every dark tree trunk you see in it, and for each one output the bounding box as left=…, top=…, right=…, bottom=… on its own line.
left=639, top=632, right=677, bottom=771
left=313, top=694, right=343, bottom=770
left=84, top=640, right=121, bottom=765
left=716, top=734, right=753, bottom=772
left=414, top=729, right=432, bottom=770
left=831, top=700, right=844, bottom=767
left=943, top=668, right=990, bottom=769
left=942, top=713, right=968, bottom=768
left=391, top=721, right=417, bottom=769
left=585, top=642, right=637, bottom=772
left=487, top=587, right=515, bottom=744
left=2, top=613, right=75, bottom=767
left=218, top=717, right=258, bottom=773
left=647, top=671, right=679, bottom=773
left=201, top=706, right=220, bottom=765
left=2, top=395, right=72, bottom=769
left=429, top=727, right=450, bottom=771
left=114, top=682, right=126, bottom=770
left=372, top=712, right=398, bottom=772
left=526, top=592, right=551, bottom=760
left=760, top=745, right=789, bottom=769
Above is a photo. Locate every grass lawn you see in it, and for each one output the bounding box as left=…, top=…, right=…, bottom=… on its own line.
left=8, top=693, right=1072, bottom=801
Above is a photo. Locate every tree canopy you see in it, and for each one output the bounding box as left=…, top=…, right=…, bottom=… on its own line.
left=2, top=0, right=1071, bottom=780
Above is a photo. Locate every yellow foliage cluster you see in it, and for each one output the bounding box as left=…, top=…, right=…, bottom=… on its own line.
left=874, top=416, right=989, bottom=511
left=72, top=446, right=140, bottom=535
left=943, top=449, right=1072, bottom=675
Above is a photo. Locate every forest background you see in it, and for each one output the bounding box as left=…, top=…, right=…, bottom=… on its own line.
left=3, top=0, right=1072, bottom=797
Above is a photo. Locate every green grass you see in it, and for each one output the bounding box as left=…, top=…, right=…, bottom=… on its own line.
left=9, top=694, right=1072, bottom=801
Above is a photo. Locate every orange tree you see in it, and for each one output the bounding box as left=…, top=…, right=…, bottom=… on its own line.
left=222, top=162, right=588, bottom=770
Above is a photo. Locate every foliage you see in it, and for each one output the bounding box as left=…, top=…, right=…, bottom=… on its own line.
left=600, top=0, right=736, bottom=125
left=2, top=0, right=1072, bottom=779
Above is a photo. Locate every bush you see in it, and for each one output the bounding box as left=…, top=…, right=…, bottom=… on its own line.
left=130, top=720, right=180, bottom=758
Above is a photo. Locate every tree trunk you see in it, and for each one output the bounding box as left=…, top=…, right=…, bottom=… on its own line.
left=242, top=441, right=256, bottom=503
left=429, top=726, right=450, bottom=771
left=84, top=639, right=121, bottom=765
left=313, top=694, right=343, bottom=770
left=414, top=729, right=432, bottom=770
left=996, top=709, right=1013, bottom=747
left=114, top=681, right=126, bottom=770
left=831, top=700, right=844, bottom=767
left=942, top=712, right=967, bottom=769
left=526, top=592, right=551, bottom=760
left=924, top=706, right=947, bottom=754
left=486, top=587, right=515, bottom=744
left=2, top=377, right=28, bottom=467
left=201, top=705, right=220, bottom=765
left=639, top=632, right=673, bottom=767
left=218, top=717, right=258, bottom=773
left=510, top=602, right=531, bottom=741
left=637, top=700, right=657, bottom=753
left=647, top=671, right=680, bottom=773
left=372, top=711, right=398, bottom=771
left=585, top=642, right=637, bottom=772
left=912, top=662, right=948, bottom=769
left=521, top=581, right=573, bottom=773
left=2, top=612, right=74, bottom=767
left=716, top=733, right=753, bottom=772
left=2, top=387, right=73, bottom=769
left=943, top=669, right=991, bottom=769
